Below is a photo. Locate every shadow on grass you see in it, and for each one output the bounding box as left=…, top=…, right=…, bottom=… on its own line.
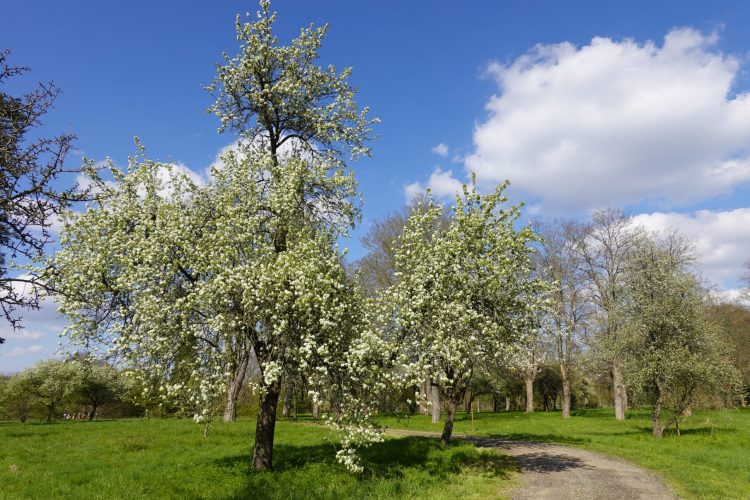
left=481, top=432, right=589, bottom=446
left=640, top=426, right=738, bottom=437
left=218, top=436, right=517, bottom=500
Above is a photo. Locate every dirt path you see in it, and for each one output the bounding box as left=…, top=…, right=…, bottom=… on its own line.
left=386, top=429, right=677, bottom=500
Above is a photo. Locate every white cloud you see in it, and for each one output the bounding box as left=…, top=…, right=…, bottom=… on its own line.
left=710, top=288, right=749, bottom=306
left=404, top=167, right=464, bottom=201
left=631, top=208, right=750, bottom=288
left=465, top=28, right=750, bottom=212
left=0, top=275, right=66, bottom=371
left=206, top=137, right=316, bottom=179
left=432, top=143, right=449, bottom=157
left=404, top=181, right=424, bottom=202
left=6, top=345, right=45, bottom=357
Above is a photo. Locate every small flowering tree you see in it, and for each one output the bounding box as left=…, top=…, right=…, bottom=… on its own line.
left=379, top=178, right=545, bottom=443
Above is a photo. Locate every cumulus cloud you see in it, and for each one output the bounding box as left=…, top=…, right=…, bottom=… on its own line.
left=465, top=28, right=750, bottom=212
left=404, top=167, right=464, bottom=201
left=432, top=143, right=449, bottom=157
left=206, top=137, right=316, bottom=179
left=632, top=208, right=750, bottom=288
left=0, top=275, right=65, bottom=371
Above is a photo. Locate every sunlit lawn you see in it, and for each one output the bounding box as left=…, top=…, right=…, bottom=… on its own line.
left=0, top=417, right=517, bottom=499
left=378, top=407, right=750, bottom=499
left=2, top=408, right=747, bottom=499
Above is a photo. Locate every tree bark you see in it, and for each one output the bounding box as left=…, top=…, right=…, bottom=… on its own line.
left=430, top=383, right=440, bottom=424
left=651, top=390, right=663, bottom=438
left=224, top=355, right=249, bottom=422
left=464, top=390, right=475, bottom=413
left=524, top=374, right=535, bottom=413
left=613, top=362, right=627, bottom=421
left=561, top=364, right=571, bottom=419
left=89, top=404, right=98, bottom=421
left=282, top=391, right=291, bottom=418
left=46, top=405, right=54, bottom=423
left=419, top=380, right=429, bottom=414
left=252, top=384, right=281, bottom=470
left=441, top=398, right=458, bottom=444
left=505, top=396, right=510, bottom=411
left=312, top=402, right=320, bottom=419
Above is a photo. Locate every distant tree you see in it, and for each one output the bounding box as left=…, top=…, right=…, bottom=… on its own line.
left=0, top=49, right=82, bottom=342
left=6, top=360, right=78, bottom=422
left=536, top=363, right=563, bottom=412
left=576, top=209, right=638, bottom=421
left=73, top=361, right=122, bottom=420
left=0, top=374, right=31, bottom=421
left=622, top=231, right=738, bottom=437
left=534, top=219, right=589, bottom=418
left=710, top=302, right=750, bottom=406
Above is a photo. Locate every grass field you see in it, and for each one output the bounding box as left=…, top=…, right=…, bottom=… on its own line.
left=2, top=408, right=748, bottom=499
left=0, top=417, right=517, bottom=499
left=379, top=407, right=750, bottom=499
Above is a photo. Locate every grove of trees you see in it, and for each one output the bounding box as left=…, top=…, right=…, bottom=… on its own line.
left=1, top=0, right=748, bottom=477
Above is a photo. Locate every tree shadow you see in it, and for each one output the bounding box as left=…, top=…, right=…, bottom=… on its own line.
left=511, top=451, right=589, bottom=473
left=481, top=432, right=589, bottom=446
left=218, top=436, right=518, bottom=499
left=636, top=426, right=738, bottom=437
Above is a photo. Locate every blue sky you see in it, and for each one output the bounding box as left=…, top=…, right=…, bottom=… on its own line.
left=3, top=0, right=750, bottom=371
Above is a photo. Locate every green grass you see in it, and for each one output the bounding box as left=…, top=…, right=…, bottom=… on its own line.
left=0, top=417, right=518, bottom=499
left=377, top=407, right=750, bottom=499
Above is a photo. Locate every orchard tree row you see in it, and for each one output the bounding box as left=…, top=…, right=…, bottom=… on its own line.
left=0, top=357, right=127, bottom=423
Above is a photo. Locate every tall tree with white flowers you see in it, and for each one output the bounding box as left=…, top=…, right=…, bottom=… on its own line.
left=50, top=0, right=378, bottom=472
left=379, top=178, right=545, bottom=444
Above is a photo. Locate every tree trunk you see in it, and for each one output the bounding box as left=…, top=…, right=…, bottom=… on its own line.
left=613, top=362, right=627, bottom=421
left=524, top=374, right=535, bottom=413
left=252, top=384, right=281, bottom=470
left=89, top=404, right=98, bottom=421
left=224, top=356, right=249, bottom=422
left=464, top=390, right=475, bottom=413
left=282, top=391, right=291, bottom=418
left=561, top=377, right=571, bottom=419
left=430, top=383, right=440, bottom=424
left=651, top=391, right=663, bottom=438
left=441, top=398, right=458, bottom=444
left=46, top=405, right=54, bottom=423
left=312, top=402, right=320, bottom=419
left=419, top=380, right=429, bottom=414
left=505, top=396, right=510, bottom=411
left=492, top=396, right=499, bottom=413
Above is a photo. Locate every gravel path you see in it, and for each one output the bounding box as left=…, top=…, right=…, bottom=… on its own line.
left=386, top=429, right=678, bottom=500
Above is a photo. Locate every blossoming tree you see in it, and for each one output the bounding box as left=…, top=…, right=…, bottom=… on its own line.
left=50, top=0, right=379, bottom=472
left=378, top=178, right=545, bottom=444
